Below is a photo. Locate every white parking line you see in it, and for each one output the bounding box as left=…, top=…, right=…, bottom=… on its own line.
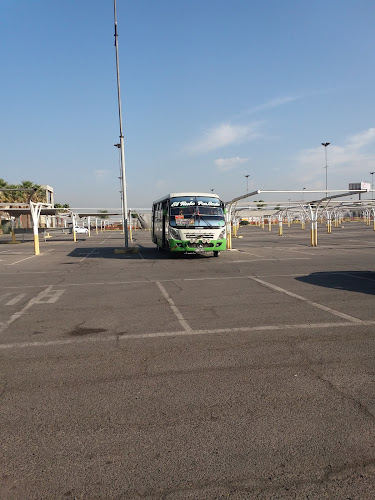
left=8, top=249, right=54, bottom=266
left=231, top=258, right=310, bottom=263
left=1, top=320, right=374, bottom=350
left=0, top=285, right=53, bottom=335
left=5, top=293, right=26, bottom=306
left=156, top=281, right=193, bottom=333
left=99, top=235, right=112, bottom=245
left=79, top=247, right=99, bottom=262
left=248, top=276, right=364, bottom=324
left=338, top=272, right=375, bottom=282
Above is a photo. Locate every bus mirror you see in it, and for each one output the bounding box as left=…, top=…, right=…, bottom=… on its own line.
left=163, top=209, right=167, bottom=216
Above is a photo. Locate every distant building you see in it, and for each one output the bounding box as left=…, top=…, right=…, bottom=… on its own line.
left=41, top=185, right=54, bottom=206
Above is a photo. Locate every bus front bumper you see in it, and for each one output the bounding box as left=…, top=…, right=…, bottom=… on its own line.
left=168, top=239, right=227, bottom=253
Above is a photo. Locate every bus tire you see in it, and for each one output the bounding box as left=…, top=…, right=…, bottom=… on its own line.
left=213, top=251, right=219, bottom=257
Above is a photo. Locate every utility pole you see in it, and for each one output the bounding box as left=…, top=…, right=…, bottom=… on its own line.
left=245, top=174, right=250, bottom=195
left=114, top=0, right=128, bottom=248
left=321, top=142, right=330, bottom=197
left=370, top=171, right=375, bottom=200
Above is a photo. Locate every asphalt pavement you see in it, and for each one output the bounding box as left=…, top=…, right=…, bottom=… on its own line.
left=1, top=222, right=375, bottom=499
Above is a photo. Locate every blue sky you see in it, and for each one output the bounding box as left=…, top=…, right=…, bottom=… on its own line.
left=1, top=0, right=375, bottom=208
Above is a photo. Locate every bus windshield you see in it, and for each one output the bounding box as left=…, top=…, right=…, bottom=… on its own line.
left=170, top=196, right=225, bottom=228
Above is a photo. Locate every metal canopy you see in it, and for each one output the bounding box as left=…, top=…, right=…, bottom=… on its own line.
left=1, top=207, right=60, bottom=218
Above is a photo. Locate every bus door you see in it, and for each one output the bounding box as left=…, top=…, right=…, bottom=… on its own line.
left=162, top=200, right=168, bottom=248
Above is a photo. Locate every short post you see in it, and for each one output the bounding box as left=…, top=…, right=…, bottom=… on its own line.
left=128, top=210, right=133, bottom=242
left=278, top=216, right=283, bottom=236
left=225, top=207, right=232, bottom=249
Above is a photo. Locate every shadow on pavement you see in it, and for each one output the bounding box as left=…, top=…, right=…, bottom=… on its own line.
left=296, top=271, right=375, bottom=295
left=66, top=245, right=213, bottom=260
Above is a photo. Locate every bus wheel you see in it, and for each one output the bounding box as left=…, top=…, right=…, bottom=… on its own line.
left=213, top=251, right=219, bottom=257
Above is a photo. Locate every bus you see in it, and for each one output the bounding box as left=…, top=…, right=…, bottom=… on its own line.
left=152, top=192, right=227, bottom=257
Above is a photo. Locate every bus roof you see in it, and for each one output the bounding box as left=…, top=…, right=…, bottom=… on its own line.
left=152, top=192, right=220, bottom=204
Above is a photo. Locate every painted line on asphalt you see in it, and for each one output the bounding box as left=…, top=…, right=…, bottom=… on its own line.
left=1, top=321, right=375, bottom=350
left=5, top=293, right=27, bottom=306
left=99, top=235, right=112, bottom=245
left=0, top=250, right=24, bottom=254
left=135, top=245, right=145, bottom=259
left=79, top=247, right=99, bottom=262
left=231, top=258, right=310, bottom=263
left=0, top=274, right=310, bottom=290
left=237, top=251, right=264, bottom=258
left=0, top=271, right=62, bottom=275
left=248, top=276, right=364, bottom=324
left=279, top=248, right=317, bottom=256
left=155, top=281, right=193, bottom=333
left=8, top=249, right=54, bottom=266
left=338, top=272, right=375, bottom=283
left=0, top=285, right=53, bottom=335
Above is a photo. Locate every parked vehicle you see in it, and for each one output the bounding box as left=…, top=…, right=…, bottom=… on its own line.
left=70, top=226, right=89, bottom=234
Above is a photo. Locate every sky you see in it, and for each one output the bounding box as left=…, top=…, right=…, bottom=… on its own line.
left=1, top=0, right=375, bottom=208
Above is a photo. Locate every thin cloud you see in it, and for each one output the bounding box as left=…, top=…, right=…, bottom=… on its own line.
left=238, top=95, right=300, bottom=118
left=214, top=157, right=248, bottom=172
left=251, top=96, right=299, bottom=112
left=187, top=122, right=260, bottom=154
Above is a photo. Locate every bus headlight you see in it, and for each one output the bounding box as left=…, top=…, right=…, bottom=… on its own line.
left=169, top=227, right=180, bottom=240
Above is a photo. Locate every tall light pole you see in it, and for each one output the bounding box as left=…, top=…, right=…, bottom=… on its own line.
left=245, top=174, right=250, bottom=195
left=370, top=171, right=375, bottom=200
left=321, top=142, right=330, bottom=197
left=114, top=0, right=128, bottom=248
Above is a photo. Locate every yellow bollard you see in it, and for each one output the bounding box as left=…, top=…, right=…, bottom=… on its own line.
left=34, top=233, right=40, bottom=255
left=227, top=230, right=232, bottom=249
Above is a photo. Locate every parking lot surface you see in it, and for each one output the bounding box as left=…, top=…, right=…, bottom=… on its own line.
left=1, top=222, right=375, bottom=499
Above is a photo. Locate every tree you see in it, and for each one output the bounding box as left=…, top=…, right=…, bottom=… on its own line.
left=55, top=203, right=70, bottom=213
left=255, top=199, right=267, bottom=210
left=98, top=210, right=109, bottom=219
left=0, top=179, right=46, bottom=203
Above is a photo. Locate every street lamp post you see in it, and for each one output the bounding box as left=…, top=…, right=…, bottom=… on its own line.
left=245, top=174, right=250, bottom=195
left=370, top=171, right=375, bottom=200
left=114, top=0, right=128, bottom=248
left=321, top=142, right=330, bottom=197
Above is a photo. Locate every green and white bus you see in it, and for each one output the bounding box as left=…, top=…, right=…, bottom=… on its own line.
left=152, top=192, right=227, bottom=257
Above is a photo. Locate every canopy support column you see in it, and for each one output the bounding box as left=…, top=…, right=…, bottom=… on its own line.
left=30, top=202, right=43, bottom=255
